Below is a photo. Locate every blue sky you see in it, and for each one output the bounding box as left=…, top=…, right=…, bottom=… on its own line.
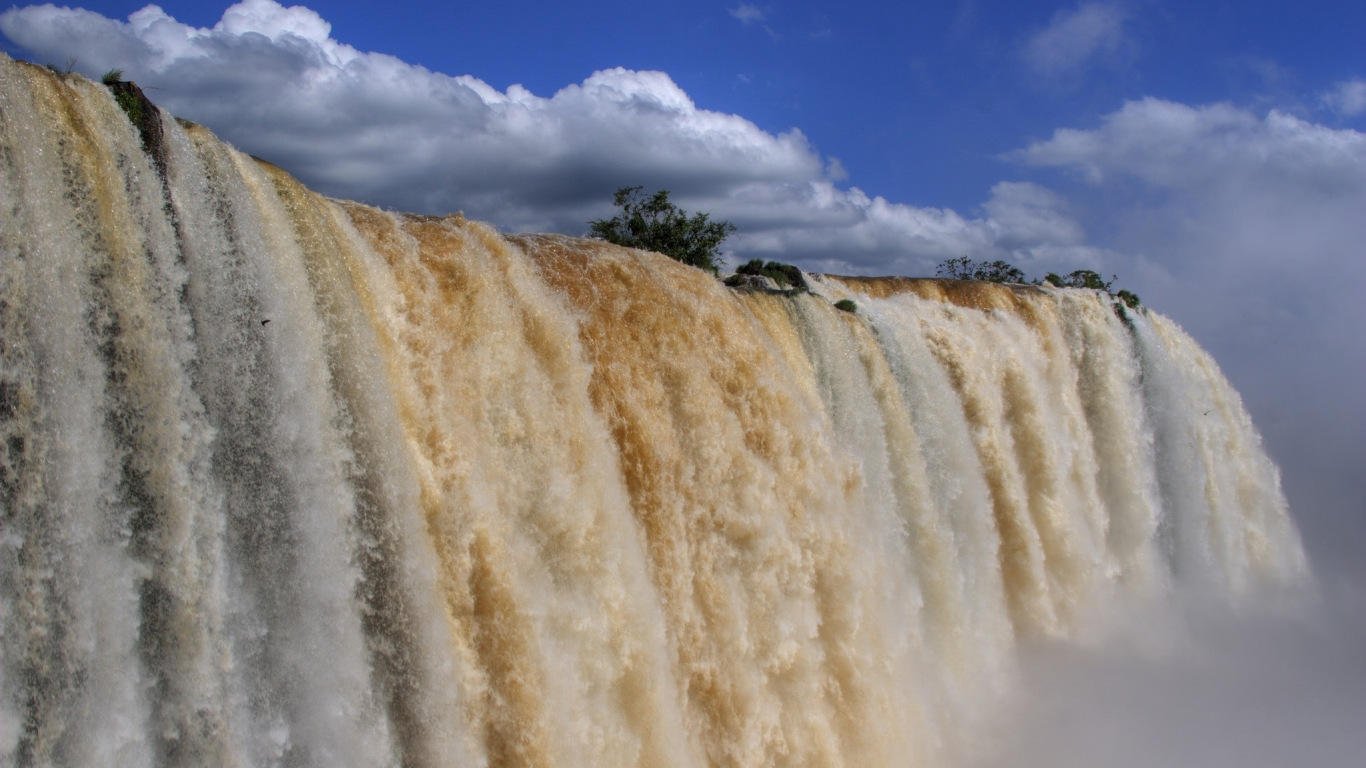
left=2, top=0, right=1365, bottom=576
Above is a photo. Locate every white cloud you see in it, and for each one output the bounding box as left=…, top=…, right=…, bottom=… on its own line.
left=0, top=2, right=818, bottom=226
left=728, top=4, right=778, bottom=41
left=1322, top=78, right=1366, bottom=116
left=729, top=4, right=766, bottom=25
left=0, top=0, right=1085, bottom=272
left=1022, top=2, right=1130, bottom=77
left=980, top=182, right=1086, bottom=249
left=1017, top=98, right=1366, bottom=188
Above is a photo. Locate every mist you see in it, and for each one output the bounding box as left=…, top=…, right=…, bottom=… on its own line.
left=969, top=581, right=1366, bottom=768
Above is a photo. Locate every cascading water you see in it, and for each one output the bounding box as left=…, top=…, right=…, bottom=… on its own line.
left=0, top=57, right=1308, bottom=768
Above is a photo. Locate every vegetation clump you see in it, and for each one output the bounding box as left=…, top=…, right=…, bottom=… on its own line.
left=589, top=186, right=735, bottom=274
left=834, top=299, right=858, bottom=313
left=935, top=257, right=1143, bottom=320
left=730, top=259, right=809, bottom=292
left=43, top=57, right=78, bottom=78
left=1041, top=269, right=1143, bottom=309
left=98, top=71, right=167, bottom=184
left=1042, top=269, right=1113, bottom=291
left=111, top=87, right=146, bottom=126
left=936, top=256, right=1027, bottom=283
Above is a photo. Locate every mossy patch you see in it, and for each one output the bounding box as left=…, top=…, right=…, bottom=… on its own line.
left=735, top=259, right=809, bottom=292
left=102, top=76, right=167, bottom=183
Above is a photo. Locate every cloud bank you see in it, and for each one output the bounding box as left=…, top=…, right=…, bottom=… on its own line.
left=1, top=0, right=1091, bottom=274
left=729, top=4, right=766, bottom=25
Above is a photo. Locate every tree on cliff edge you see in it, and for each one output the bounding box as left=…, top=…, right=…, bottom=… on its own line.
left=936, top=256, right=1027, bottom=284
left=589, top=186, right=735, bottom=274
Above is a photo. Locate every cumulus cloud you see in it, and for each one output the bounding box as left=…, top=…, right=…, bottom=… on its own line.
left=979, top=181, right=1086, bottom=249
left=0, top=0, right=1087, bottom=272
left=1017, top=98, right=1366, bottom=573
left=1018, top=98, right=1366, bottom=190
left=1322, top=78, right=1366, bottom=117
left=0, top=2, right=818, bottom=224
left=728, top=4, right=778, bottom=42
left=729, top=4, right=766, bottom=25
left=1022, top=2, right=1130, bottom=77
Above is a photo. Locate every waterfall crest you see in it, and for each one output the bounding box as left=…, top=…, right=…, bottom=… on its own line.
left=0, top=58, right=1308, bottom=768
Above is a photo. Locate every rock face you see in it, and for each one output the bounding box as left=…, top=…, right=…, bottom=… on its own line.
left=723, top=272, right=782, bottom=292
left=106, top=79, right=167, bottom=181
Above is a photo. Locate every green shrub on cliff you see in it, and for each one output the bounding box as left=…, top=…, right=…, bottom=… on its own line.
left=734, top=259, right=809, bottom=291
left=1042, top=270, right=1142, bottom=309
left=935, top=256, right=1027, bottom=283
left=935, top=258, right=1143, bottom=314
left=589, top=186, right=735, bottom=274
left=1042, top=269, right=1114, bottom=291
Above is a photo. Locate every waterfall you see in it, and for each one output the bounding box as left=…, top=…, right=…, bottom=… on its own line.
left=0, top=57, right=1308, bottom=768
